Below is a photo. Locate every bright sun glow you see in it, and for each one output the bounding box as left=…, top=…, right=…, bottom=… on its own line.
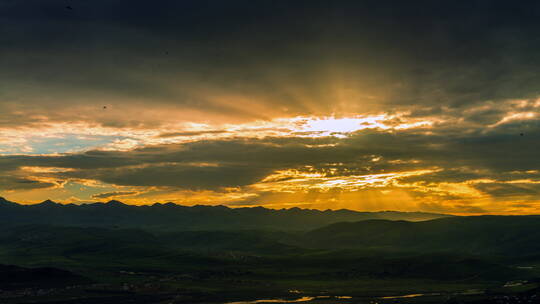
left=294, top=115, right=391, bottom=134
left=253, top=168, right=438, bottom=192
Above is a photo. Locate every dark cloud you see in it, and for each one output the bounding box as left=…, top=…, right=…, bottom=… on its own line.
left=2, top=0, right=540, bottom=212
left=68, top=163, right=274, bottom=190
left=474, top=182, right=540, bottom=197
left=92, top=191, right=138, bottom=199
left=0, top=174, right=55, bottom=191
left=0, top=152, right=138, bottom=170
left=2, top=0, right=540, bottom=127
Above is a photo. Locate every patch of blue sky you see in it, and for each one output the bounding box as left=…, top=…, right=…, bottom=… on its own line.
left=13, top=134, right=130, bottom=155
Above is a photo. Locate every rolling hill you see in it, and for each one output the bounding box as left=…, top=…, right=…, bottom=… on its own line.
left=303, top=216, right=540, bottom=256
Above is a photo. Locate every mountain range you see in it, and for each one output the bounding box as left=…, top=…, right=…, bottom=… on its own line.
left=0, top=197, right=449, bottom=231
left=2, top=196, right=540, bottom=303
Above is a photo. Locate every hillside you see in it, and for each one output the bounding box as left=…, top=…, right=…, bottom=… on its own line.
left=0, top=212, right=539, bottom=303
left=304, top=216, right=540, bottom=256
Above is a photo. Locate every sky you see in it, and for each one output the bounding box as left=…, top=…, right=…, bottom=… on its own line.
left=2, top=0, right=540, bottom=214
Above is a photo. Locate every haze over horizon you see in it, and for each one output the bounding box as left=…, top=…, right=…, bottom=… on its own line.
left=2, top=1, right=540, bottom=215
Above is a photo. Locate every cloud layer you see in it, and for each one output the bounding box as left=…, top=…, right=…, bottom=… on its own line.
left=2, top=0, right=540, bottom=213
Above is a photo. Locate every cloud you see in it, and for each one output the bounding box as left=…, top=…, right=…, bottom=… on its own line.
left=3, top=0, right=540, bottom=213
left=157, top=130, right=227, bottom=138
left=92, top=191, right=138, bottom=199
left=0, top=175, right=56, bottom=191
left=2, top=1, right=540, bottom=130
left=0, top=116, right=539, bottom=212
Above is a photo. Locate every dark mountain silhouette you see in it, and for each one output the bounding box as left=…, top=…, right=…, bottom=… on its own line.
left=0, top=217, right=536, bottom=283
left=0, top=196, right=17, bottom=206
left=34, top=199, right=60, bottom=208
left=304, top=216, right=540, bottom=256
left=105, top=199, right=127, bottom=207
left=0, top=197, right=449, bottom=231
left=1, top=203, right=540, bottom=303
left=4, top=197, right=540, bottom=258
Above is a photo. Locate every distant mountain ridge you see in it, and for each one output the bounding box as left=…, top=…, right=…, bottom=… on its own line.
left=0, top=197, right=450, bottom=231
left=304, top=216, right=540, bottom=256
